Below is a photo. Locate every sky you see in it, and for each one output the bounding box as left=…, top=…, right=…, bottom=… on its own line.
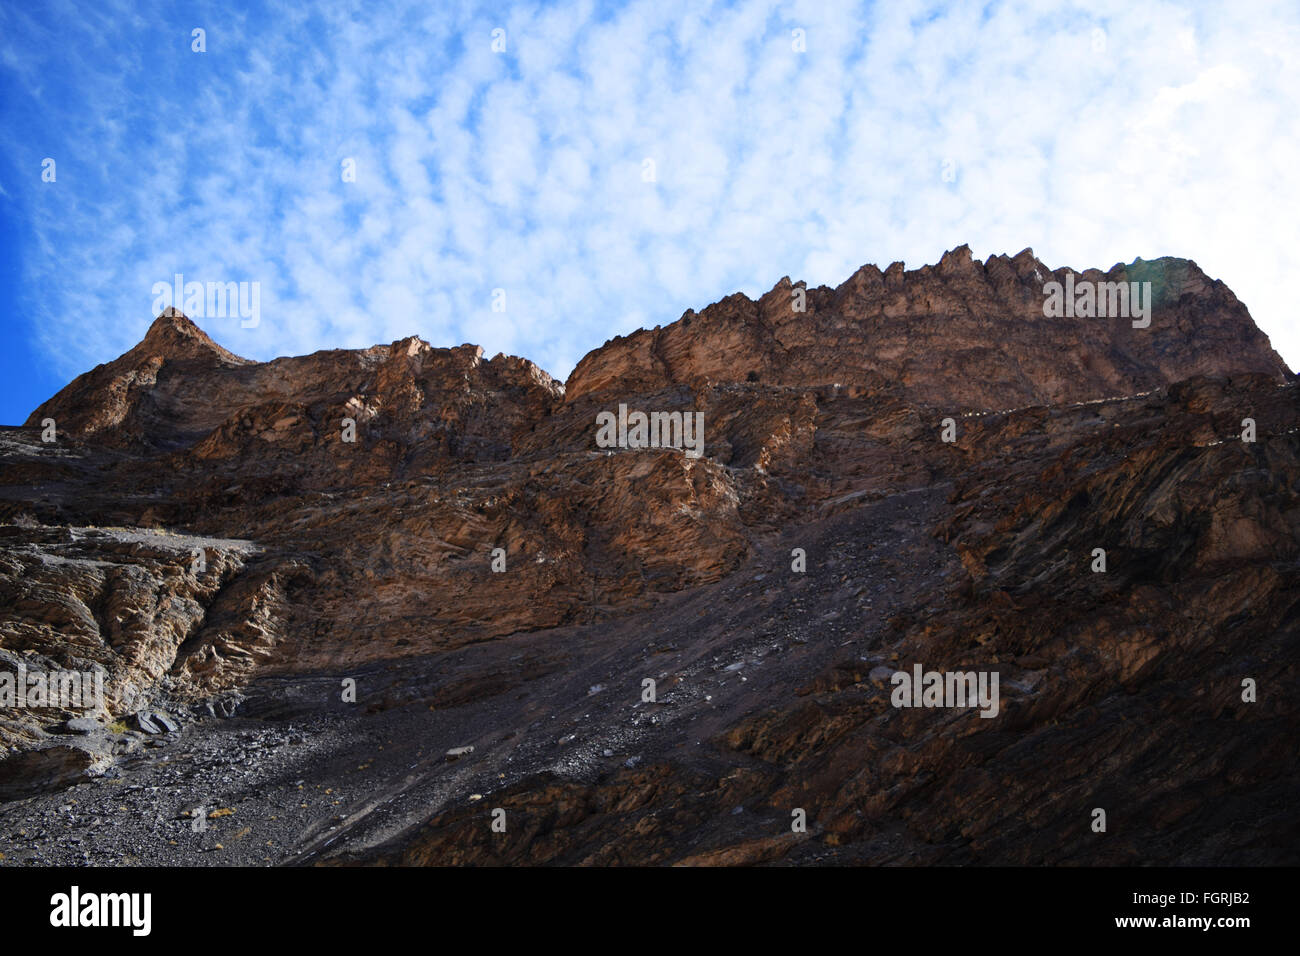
left=2, top=0, right=1298, bottom=425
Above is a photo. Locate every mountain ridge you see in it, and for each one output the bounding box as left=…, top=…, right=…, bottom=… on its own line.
left=2, top=246, right=1296, bottom=867
left=26, top=246, right=1292, bottom=451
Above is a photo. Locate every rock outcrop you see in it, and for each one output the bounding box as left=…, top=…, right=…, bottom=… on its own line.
left=568, top=248, right=1289, bottom=409
left=1, top=248, right=1295, bottom=865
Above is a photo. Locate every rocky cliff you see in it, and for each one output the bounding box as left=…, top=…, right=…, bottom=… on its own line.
left=1, top=248, right=1295, bottom=866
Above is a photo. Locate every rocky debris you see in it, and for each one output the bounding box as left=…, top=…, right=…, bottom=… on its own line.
left=131, top=711, right=178, bottom=735
left=0, top=720, right=334, bottom=865
left=0, top=249, right=1297, bottom=865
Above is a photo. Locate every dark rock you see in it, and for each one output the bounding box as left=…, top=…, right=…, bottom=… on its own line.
left=153, top=712, right=179, bottom=733
left=130, top=712, right=176, bottom=735
left=60, top=718, right=101, bottom=735
left=0, top=746, right=97, bottom=801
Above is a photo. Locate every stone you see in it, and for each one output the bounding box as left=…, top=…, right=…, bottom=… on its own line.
left=153, top=712, right=179, bottom=733
left=131, top=713, right=161, bottom=735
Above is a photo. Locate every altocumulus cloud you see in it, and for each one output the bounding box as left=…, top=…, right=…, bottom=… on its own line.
left=1, top=0, right=1298, bottom=392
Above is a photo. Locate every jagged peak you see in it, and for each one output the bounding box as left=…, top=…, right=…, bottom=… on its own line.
left=1009, top=247, right=1039, bottom=268
left=938, top=244, right=976, bottom=273
left=563, top=246, right=1290, bottom=402
left=136, top=310, right=252, bottom=365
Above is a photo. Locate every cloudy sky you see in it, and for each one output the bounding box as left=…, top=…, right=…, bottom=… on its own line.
left=2, top=0, right=1298, bottom=423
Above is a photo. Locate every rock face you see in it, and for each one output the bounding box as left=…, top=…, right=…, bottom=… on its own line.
left=0, top=248, right=1296, bottom=866
left=568, top=248, right=1289, bottom=409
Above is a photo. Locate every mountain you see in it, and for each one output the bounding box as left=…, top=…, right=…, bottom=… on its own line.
left=566, top=247, right=1289, bottom=406
left=1, top=248, right=1296, bottom=865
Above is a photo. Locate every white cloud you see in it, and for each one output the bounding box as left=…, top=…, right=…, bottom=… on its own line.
left=0, top=0, right=1297, bottom=389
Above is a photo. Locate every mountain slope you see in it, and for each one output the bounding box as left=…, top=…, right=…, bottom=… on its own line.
left=1, top=249, right=1296, bottom=866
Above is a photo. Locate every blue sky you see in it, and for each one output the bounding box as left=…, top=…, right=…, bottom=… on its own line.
left=2, top=0, right=1298, bottom=424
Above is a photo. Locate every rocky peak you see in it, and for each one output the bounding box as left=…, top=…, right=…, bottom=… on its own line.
left=25, top=251, right=1293, bottom=451
left=564, top=248, right=1291, bottom=408
left=136, top=308, right=251, bottom=365
left=937, top=243, right=975, bottom=275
